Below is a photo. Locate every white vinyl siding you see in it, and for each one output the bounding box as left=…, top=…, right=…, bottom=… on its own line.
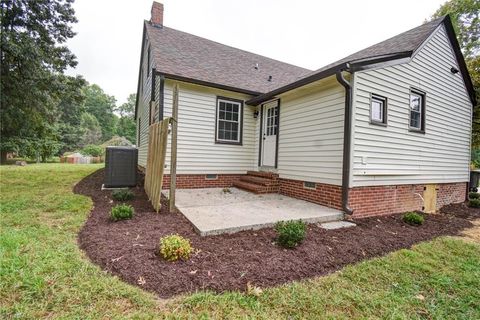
left=276, top=79, right=345, bottom=185
left=352, top=25, right=472, bottom=187
left=137, top=36, right=153, bottom=167
left=160, top=80, right=256, bottom=174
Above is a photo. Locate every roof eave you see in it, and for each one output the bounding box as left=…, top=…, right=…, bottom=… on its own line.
left=246, top=63, right=348, bottom=106
left=246, top=52, right=416, bottom=106
left=156, top=71, right=263, bottom=97
left=134, top=23, right=147, bottom=120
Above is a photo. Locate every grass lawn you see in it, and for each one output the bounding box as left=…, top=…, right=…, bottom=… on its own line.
left=1, top=164, right=479, bottom=319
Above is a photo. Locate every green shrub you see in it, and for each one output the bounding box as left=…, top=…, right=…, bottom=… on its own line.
left=468, top=199, right=480, bottom=208
left=81, top=144, right=103, bottom=157
left=275, top=220, right=307, bottom=248
left=159, top=234, right=193, bottom=261
left=110, top=204, right=134, bottom=221
left=402, top=212, right=424, bottom=226
left=112, top=189, right=134, bottom=201
left=468, top=192, right=480, bottom=200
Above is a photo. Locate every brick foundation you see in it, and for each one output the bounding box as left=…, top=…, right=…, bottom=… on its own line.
left=349, top=182, right=467, bottom=218
left=279, top=178, right=466, bottom=218
left=161, top=174, right=244, bottom=189
left=436, top=183, right=468, bottom=208
left=138, top=165, right=466, bottom=217
left=279, top=178, right=343, bottom=210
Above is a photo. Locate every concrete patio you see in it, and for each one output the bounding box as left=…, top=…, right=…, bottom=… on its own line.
left=162, top=187, right=344, bottom=236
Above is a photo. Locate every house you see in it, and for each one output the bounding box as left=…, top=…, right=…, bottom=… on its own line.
left=135, top=2, right=475, bottom=217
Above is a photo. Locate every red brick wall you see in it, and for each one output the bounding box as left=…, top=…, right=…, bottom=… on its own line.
left=349, top=182, right=467, bottom=218
left=161, top=174, right=243, bottom=189
left=279, top=178, right=343, bottom=210
left=349, top=185, right=424, bottom=218
left=279, top=178, right=466, bottom=218
left=436, top=183, right=467, bottom=208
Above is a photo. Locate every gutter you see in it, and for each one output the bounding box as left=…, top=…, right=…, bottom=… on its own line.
left=335, top=67, right=354, bottom=215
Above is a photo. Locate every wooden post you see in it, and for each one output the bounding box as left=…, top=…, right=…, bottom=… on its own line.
left=169, top=84, right=179, bottom=212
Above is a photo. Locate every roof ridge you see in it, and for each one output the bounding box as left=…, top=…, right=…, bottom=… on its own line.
left=144, top=20, right=312, bottom=73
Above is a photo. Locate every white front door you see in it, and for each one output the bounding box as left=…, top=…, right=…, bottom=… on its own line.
left=261, top=100, right=279, bottom=167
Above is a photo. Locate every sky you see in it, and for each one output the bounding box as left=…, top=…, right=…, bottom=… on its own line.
left=65, top=0, right=446, bottom=105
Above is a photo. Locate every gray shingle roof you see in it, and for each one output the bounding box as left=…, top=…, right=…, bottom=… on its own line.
left=247, top=17, right=447, bottom=105
left=305, top=17, right=445, bottom=78
left=145, top=22, right=312, bottom=94
left=143, top=15, right=475, bottom=106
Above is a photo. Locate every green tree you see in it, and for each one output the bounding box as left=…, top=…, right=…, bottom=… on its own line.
left=56, top=75, right=87, bottom=154
left=115, top=117, right=136, bottom=144
left=80, top=112, right=102, bottom=146
left=0, top=0, right=78, bottom=163
left=431, top=0, right=480, bottom=147
left=83, top=84, right=117, bottom=141
left=115, top=93, right=136, bottom=143
left=467, top=56, right=480, bottom=147
left=432, top=0, right=479, bottom=59
left=116, top=93, right=136, bottom=117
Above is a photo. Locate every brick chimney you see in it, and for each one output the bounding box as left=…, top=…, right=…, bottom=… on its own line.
left=151, top=2, right=164, bottom=26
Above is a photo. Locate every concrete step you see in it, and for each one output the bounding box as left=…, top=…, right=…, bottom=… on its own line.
left=240, top=175, right=278, bottom=186
left=246, top=171, right=278, bottom=179
left=233, top=180, right=270, bottom=194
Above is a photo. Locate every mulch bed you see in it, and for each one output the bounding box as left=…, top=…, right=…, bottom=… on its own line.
left=76, top=169, right=480, bottom=298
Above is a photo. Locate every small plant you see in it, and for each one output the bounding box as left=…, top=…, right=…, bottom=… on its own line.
left=159, top=234, right=193, bottom=261
left=468, top=198, right=480, bottom=208
left=222, top=187, right=232, bottom=194
left=468, top=192, right=480, bottom=200
left=110, top=204, right=134, bottom=221
left=112, top=189, right=134, bottom=201
left=275, top=220, right=307, bottom=248
left=402, top=212, right=424, bottom=226
left=246, top=282, right=263, bottom=297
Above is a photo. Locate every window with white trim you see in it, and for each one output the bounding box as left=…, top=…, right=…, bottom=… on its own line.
left=216, top=98, right=242, bottom=144
left=409, top=89, right=425, bottom=131
left=370, top=94, right=387, bottom=125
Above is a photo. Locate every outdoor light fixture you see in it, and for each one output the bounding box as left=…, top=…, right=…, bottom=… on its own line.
left=253, top=110, right=259, bottom=119
left=450, top=66, right=459, bottom=74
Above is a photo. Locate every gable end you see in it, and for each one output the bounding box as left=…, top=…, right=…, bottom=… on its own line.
left=441, top=16, right=476, bottom=106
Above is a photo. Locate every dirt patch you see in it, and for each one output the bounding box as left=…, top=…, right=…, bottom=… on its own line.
left=76, top=169, right=479, bottom=298
left=458, top=220, right=480, bottom=243
left=440, top=203, right=480, bottom=243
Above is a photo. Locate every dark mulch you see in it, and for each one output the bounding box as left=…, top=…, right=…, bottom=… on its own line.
left=76, top=169, right=480, bottom=298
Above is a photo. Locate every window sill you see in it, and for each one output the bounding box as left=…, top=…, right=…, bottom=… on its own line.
left=409, top=128, right=425, bottom=134
left=370, top=120, right=387, bottom=127
left=215, top=140, right=243, bottom=146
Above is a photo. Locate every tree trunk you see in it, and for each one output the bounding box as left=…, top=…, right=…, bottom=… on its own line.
left=0, top=150, right=7, bottom=164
